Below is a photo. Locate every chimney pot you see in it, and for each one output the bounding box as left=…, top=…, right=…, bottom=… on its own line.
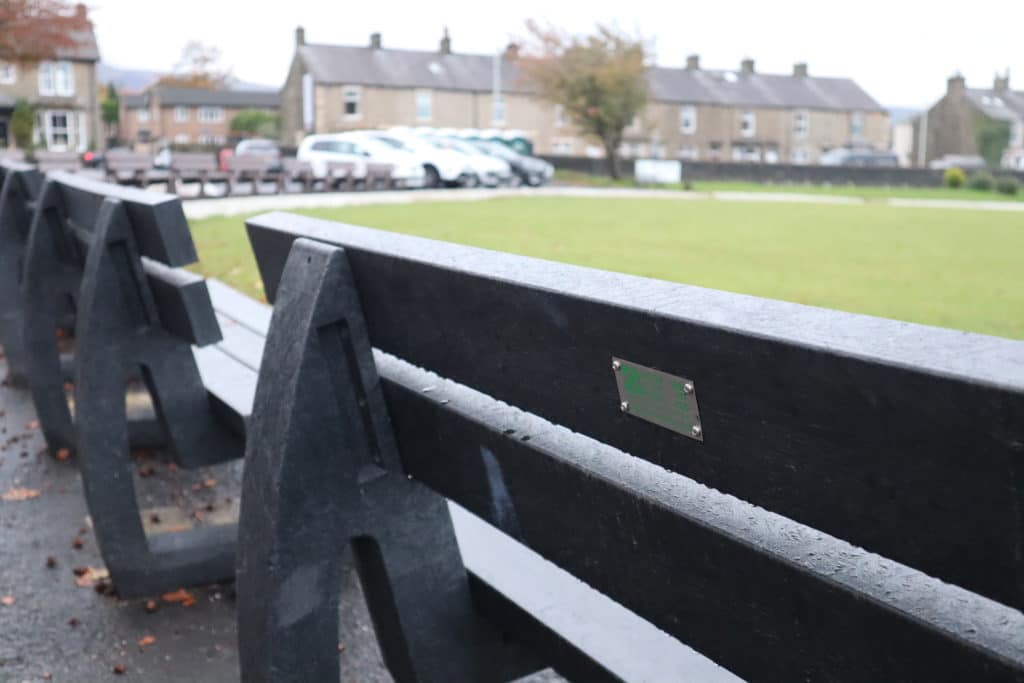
left=295, top=26, right=306, bottom=47
left=504, top=42, right=520, bottom=60
left=994, top=71, right=1010, bottom=92
left=741, top=58, right=755, bottom=74
left=686, top=54, right=700, bottom=70
left=947, top=73, right=966, bottom=96
left=793, top=62, right=808, bottom=77
left=439, top=27, right=451, bottom=55
left=370, top=32, right=382, bottom=49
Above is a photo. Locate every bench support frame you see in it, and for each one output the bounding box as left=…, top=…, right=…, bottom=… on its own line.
left=237, top=238, right=540, bottom=683
left=0, top=166, right=41, bottom=385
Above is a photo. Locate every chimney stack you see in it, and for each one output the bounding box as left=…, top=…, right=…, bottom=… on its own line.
left=295, top=26, right=306, bottom=46
left=370, top=32, right=382, bottom=49
left=947, top=73, right=966, bottom=96
left=504, top=42, right=520, bottom=61
left=793, top=62, right=808, bottom=77
left=439, top=27, right=451, bottom=55
left=740, top=58, right=755, bottom=75
left=75, top=3, right=87, bottom=20
left=686, top=54, right=700, bottom=70
left=994, top=71, right=1010, bottom=93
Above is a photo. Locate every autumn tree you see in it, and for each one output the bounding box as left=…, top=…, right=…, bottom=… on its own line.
left=517, top=22, right=649, bottom=179
left=100, top=83, right=119, bottom=141
left=0, top=0, right=90, bottom=60
left=157, top=41, right=232, bottom=89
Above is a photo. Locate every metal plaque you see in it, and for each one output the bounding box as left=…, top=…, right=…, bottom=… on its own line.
left=611, top=357, right=703, bottom=442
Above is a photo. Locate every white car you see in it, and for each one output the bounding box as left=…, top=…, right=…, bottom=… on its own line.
left=372, top=129, right=476, bottom=188
left=333, top=131, right=427, bottom=189
left=296, top=134, right=369, bottom=183
left=421, top=135, right=512, bottom=187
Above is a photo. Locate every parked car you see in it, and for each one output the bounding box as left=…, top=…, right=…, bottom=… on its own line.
left=927, top=154, right=988, bottom=171
left=372, top=129, right=476, bottom=187
left=296, top=134, right=369, bottom=183
left=235, top=138, right=282, bottom=172
left=333, top=132, right=427, bottom=189
left=466, top=139, right=553, bottom=186
left=819, top=148, right=899, bottom=167
left=420, top=135, right=512, bottom=186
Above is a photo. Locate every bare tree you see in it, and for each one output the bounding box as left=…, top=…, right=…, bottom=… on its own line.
left=157, top=41, right=232, bottom=89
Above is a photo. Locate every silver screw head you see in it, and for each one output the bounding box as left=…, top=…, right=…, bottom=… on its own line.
left=691, top=424, right=702, bottom=438
left=683, top=382, right=694, bottom=394
left=620, top=401, right=630, bottom=413
left=612, top=360, right=621, bottom=371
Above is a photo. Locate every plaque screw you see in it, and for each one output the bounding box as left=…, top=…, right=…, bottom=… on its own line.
left=620, top=401, right=630, bottom=413
left=691, top=424, right=702, bottom=438
left=683, top=382, right=694, bottom=394
left=612, top=360, right=621, bottom=371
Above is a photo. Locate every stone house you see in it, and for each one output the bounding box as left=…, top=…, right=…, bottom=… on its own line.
left=119, top=86, right=280, bottom=148
left=280, top=27, right=888, bottom=162
left=913, top=73, right=1024, bottom=168
left=0, top=4, right=101, bottom=152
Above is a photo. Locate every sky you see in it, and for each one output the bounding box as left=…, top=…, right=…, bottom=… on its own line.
left=90, top=0, right=1024, bottom=108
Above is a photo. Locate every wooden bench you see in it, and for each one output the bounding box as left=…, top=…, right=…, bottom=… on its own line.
left=103, top=149, right=168, bottom=187
left=226, top=154, right=275, bottom=196
left=326, top=160, right=356, bottom=191
left=236, top=212, right=1024, bottom=682
left=34, top=150, right=83, bottom=173
left=365, top=161, right=394, bottom=190
left=0, top=160, right=42, bottom=385
left=167, top=152, right=228, bottom=198
left=13, top=171, right=265, bottom=597
left=277, top=157, right=316, bottom=194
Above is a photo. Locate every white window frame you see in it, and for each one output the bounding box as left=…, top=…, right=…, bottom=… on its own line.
left=39, top=109, right=73, bottom=150
left=554, top=104, right=567, bottom=128
left=491, top=93, right=506, bottom=125
left=175, top=106, right=189, bottom=122
left=679, top=105, right=697, bottom=134
left=678, top=145, right=699, bottom=160
left=791, top=147, right=810, bottom=164
left=740, top=110, right=756, bottom=138
left=793, top=110, right=809, bottom=138
left=850, top=111, right=865, bottom=140
left=416, top=90, right=433, bottom=122
left=174, top=133, right=191, bottom=145
left=197, top=106, right=223, bottom=123
left=38, top=61, right=74, bottom=96
left=343, top=86, right=362, bottom=120
left=135, top=108, right=150, bottom=123
left=552, top=138, right=574, bottom=155
left=0, top=62, right=16, bottom=85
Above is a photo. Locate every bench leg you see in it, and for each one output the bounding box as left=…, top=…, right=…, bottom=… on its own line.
left=237, top=238, right=540, bottom=683
left=0, top=175, right=37, bottom=385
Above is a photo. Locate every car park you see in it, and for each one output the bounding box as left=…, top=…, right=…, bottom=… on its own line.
left=296, top=134, right=369, bottom=183
left=372, top=129, right=476, bottom=188
left=467, top=139, right=553, bottom=186
left=331, top=132, right=427, bottom=189
left=421, top=134, right=512, bottom=186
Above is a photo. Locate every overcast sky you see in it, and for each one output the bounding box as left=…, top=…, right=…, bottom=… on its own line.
left=90, top=0, right=1023, bottom=108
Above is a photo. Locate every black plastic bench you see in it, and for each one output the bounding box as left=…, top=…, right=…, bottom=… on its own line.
left=0, top=160, right=42, bottom=385
left=236, top=212, right=1024, bottom=682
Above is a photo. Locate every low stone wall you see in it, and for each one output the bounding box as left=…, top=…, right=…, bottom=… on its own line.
left=543, top=156, right=1024, bottom=188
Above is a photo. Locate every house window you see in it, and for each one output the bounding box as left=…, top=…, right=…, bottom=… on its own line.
left=198, top=107, right=223, bottom=123
left=0, top=62, right=15, bottom=85
left=38, top=61, right=74, bottom=96
left=851, top=111, right=865, bottom=140
left=552, top=138, right=574, bottom=155
left=791, top=147, right=810, bottom=164
left=764, top=148, right=779, bottom=164
left=416, top=90, right=433, bottom=122
left=740, top=110, right=756, bottom=138
left=198, top=133, right=216, bottom=145
left=175, top=106, right=189, bottom=122
left=36, top=109, right=83, bottom=151
left=554, top=105, right=567, bottom=128
left=135, top=108, right=150, bottom=123
left=679, top=105, right=697, bottom=134
left=678, top=145, right=699, bottom=160
left=732, top=144, right=759, bottom=162
left=49, top=111, right=69, bottom=146
left=343, top=86, right=362, bottom=119
left=492, top=94, right=506, bottom=125
left=793, top=110, right=809, bottom=138
left=174, top=133, right=190, bottom=145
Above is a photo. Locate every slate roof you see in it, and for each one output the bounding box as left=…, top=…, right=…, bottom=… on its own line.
left=297, top=43, right=884, bottom=112
left=122, top=87, right=279, bottom=109
left=56, top=27, right=100, bottom=61
left=965, top=88, right=1024, bottom=122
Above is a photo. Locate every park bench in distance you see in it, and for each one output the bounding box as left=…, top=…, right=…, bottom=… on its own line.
left=277, top=158, right=316, bottom=193
left=103, top=149, right=169, bottom=188
left=0, top=160, right=42, bottom=385
left=34, top=150, right=84, bottom=173
left=167, top=152, right=228, bottom=198
left=225, top=154, right=275, bottom=196
left=13, top=171, right=264, bottom=596
left=237, top=212, right=1024, bottom=682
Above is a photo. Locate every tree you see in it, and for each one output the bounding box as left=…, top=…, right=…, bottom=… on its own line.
left=156, top=41, right=231, bottom=89
left=975, top=118, right=1011, bottom=168
left=230, top=109, right=280, bottom=138
left=101, top=83, right=119, bottom=134
left=0, top=0, right=90, bottom=60
left=517, top=22, right=649, bottom=179
left=10, top=98, right=34, bottom=149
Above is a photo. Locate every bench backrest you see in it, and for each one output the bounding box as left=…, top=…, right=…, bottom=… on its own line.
left=0, top=161, right=43, bottom=381
left=227, top=154, right=270, bottom=173
left=281, top=157, right=312, bottom=175
left=105, top=150, right=153, bottom=173
left=34, top=150, right=82, bottom=172
left=171, top=152, right=218, bottom=173
left=242, top=211, right=1024, bottom=681
left=365, top=162, right=393, bottom=180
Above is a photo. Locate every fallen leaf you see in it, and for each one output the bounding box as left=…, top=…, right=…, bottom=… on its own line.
left=46, top=556, right=57, bottom=569
left=203, top=478, right=217, bottom=488
left=144, top=599, right=159, bottom=613
left=73, top=566, right=109, bottom=588
left=54, top=448, right=70, bottom=461
left=2, top=487, right=40, bottom=501
left=138, top=634, right=156, bottom=647
left=24, top=420, right=39, bottom=430
left=71, top=537, right=83, bottom=549
left=161, top=588, right=196, bottom=607
left=113, top=663, right=126, bottom=675
left=67, top=617, right=80, bottom=627
left=0, top=595, right=14, bottom=606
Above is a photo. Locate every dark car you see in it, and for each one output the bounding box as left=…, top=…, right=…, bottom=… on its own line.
left=468, top=140, right=554, bottom=186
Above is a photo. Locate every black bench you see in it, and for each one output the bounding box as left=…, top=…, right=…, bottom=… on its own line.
left=14, top=171, right=265, bottom=596
left=0, top=160, right=43, bottom=385
left=236, top=212, right=1024, bottom=682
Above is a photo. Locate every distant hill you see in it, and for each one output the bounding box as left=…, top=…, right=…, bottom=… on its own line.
left=97, top=62, right=278, bottom=93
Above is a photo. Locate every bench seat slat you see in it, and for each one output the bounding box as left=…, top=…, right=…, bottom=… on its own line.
left=246, top=213, right=1024, bottom=610
left=194, top=344, right=257, bottom=434
left=207, top=278, right=272, bottom=335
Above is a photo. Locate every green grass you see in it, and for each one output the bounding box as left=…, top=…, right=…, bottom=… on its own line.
left=555, top=169, right=1024, bottom=202
left=190, top=197, right=1024, bottom=339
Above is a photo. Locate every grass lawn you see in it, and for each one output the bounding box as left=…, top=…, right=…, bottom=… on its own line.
left=189, top=196, right=1024, bottom=340
left=555, top=169, right=1024, bottom=203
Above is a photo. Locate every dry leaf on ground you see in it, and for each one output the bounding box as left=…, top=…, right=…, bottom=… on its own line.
left=73, top=566, right=109, bottom=588
left=138, top=634, right=156, bottom=647
left=161, top=588, right=196, bottom=607
left=2, top=487, right=40, bottom=501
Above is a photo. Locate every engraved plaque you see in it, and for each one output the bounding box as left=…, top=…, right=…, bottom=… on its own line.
left=611, top=357, right=703, bottom=442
